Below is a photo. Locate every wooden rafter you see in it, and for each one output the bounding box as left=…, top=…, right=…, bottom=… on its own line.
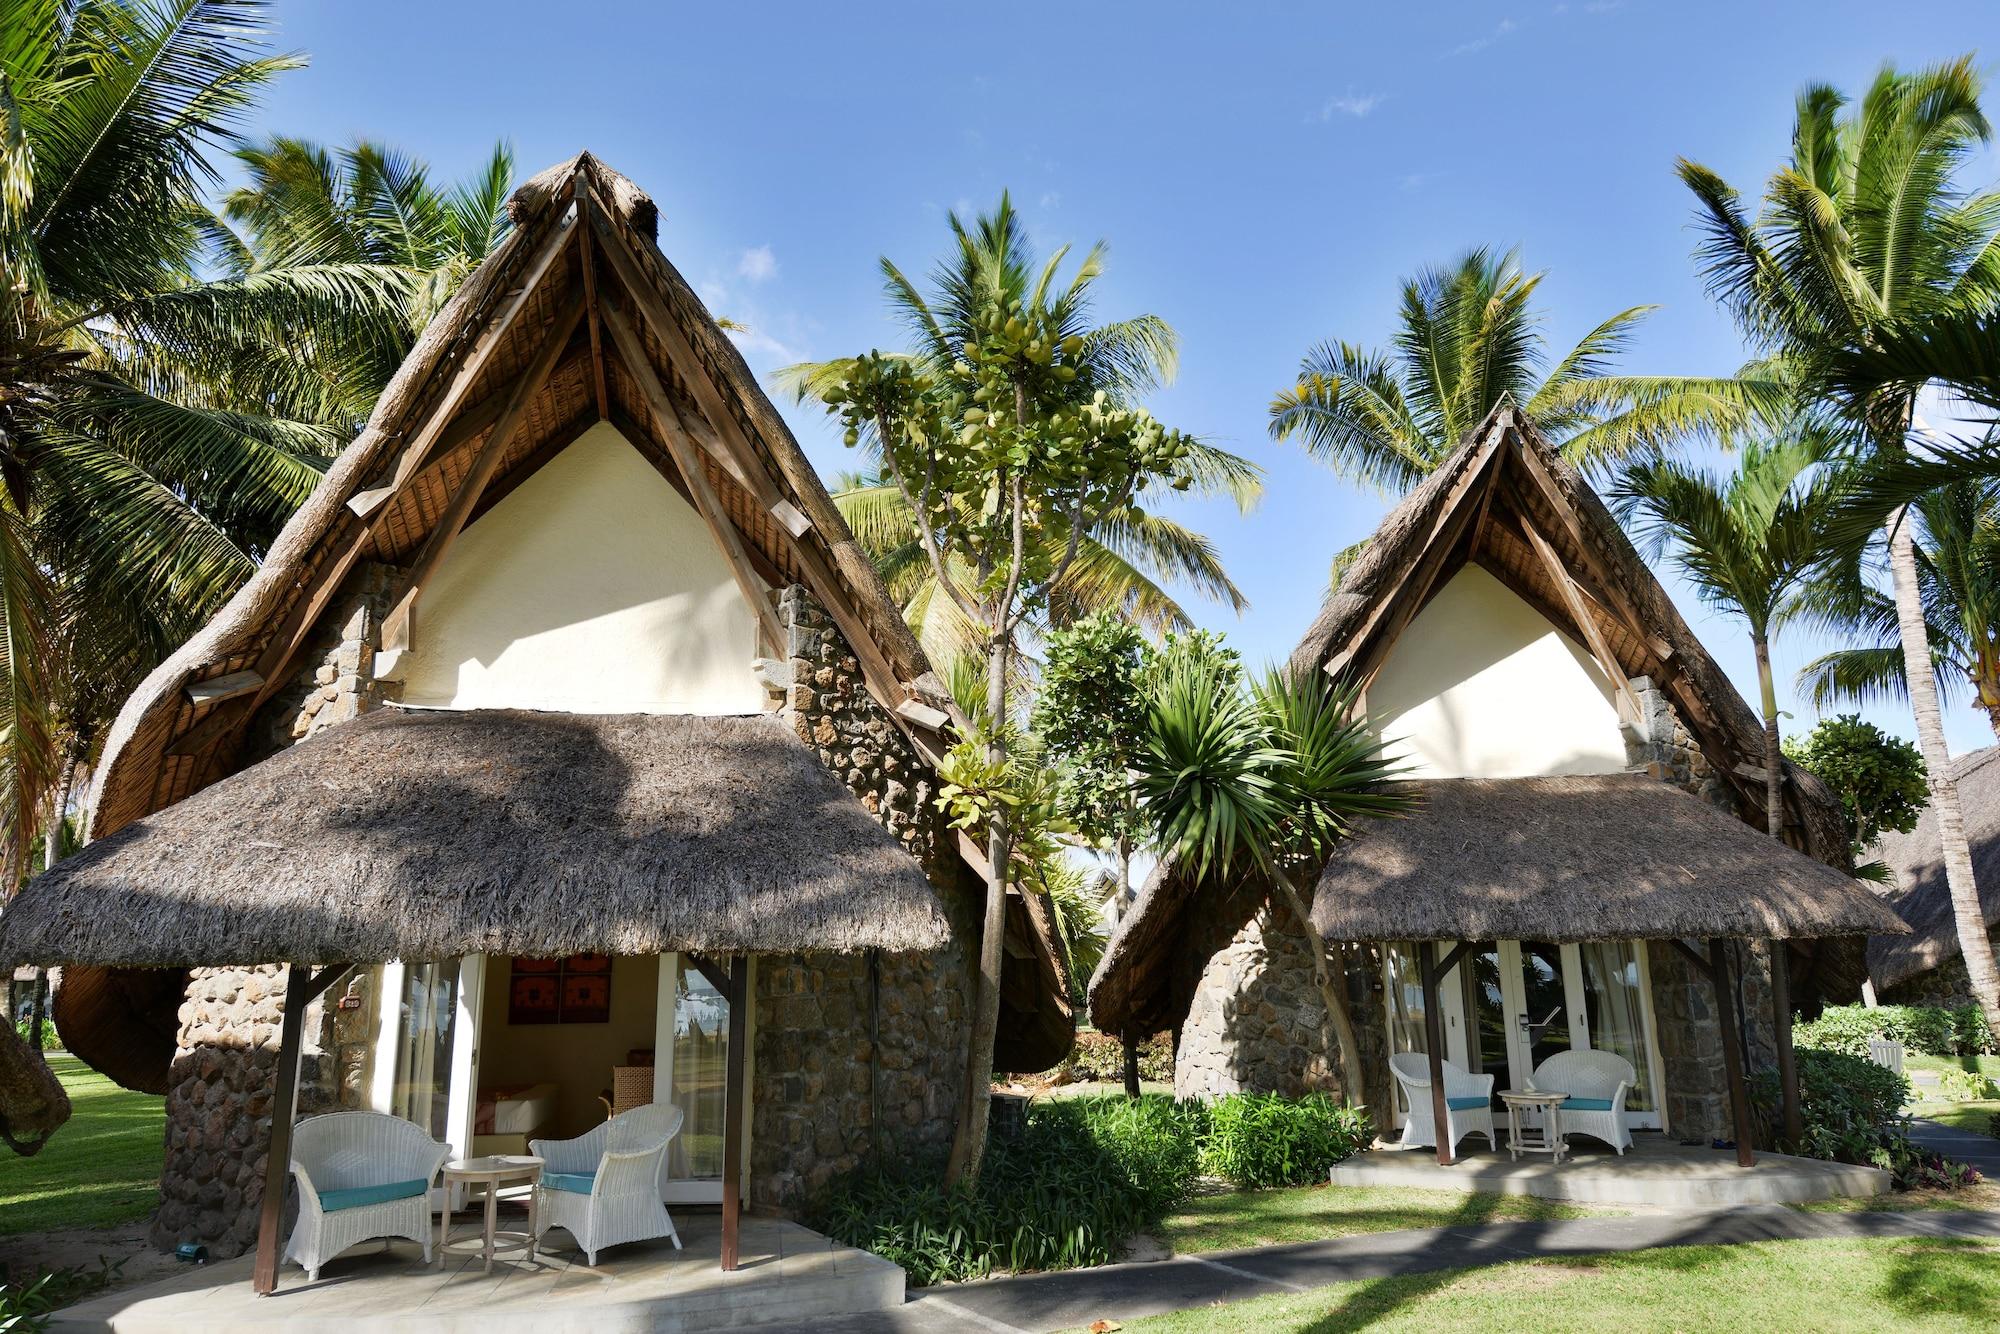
left=382, top=288, right=589, bottom=654
left=573, top=174, right=611, bottom=421
left=347, top=386, right=511, bottom=521
left=600, top=299, right=787, bottom=654
left=1515, top=506, right=1645, bottom=723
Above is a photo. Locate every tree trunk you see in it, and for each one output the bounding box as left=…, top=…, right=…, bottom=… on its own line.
left=26, top=757, right=74, bottom=1055
left=1888, top=509, right=2000, bottom=1039
left=1269, top=870, right=1364, bottom=1104
left=1121, top=1039, right=1141, bottom=1098
left=944, top=637, right=1013, bottom=1187
left=1752, top=634, right=1784, bottom=838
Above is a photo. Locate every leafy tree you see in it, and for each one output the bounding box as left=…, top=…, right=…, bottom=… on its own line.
left=1034, top=613, right=1151, bottom=884
left=786, top=197, right=1201, bottom=1183
left=1134, top=643, right=1409, bottom=1104
left=1797, top=479, right=2000, bottom=739
left=0, top=0, right=420, bottom=879
left=1613, top=430, right=1848, bottom=834
left=1679, top=56, right=2000, bottom=1035
left=831, top=461, right=1253, bottom=669
left=1268, top=247, right=1767, bottom=511
left=1782, top=715, right=1928, bottom=862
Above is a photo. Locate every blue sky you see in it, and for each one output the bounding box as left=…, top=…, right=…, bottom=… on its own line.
left=251, top=1, right=1999, bottom=754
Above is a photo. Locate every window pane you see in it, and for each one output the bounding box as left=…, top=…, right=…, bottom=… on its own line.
left=1517, top=941, right=1570, bottom=1075
left=392, top=960, right=459, bottom=1141
left=1459, top=945, right=1509, bottom=1097
left=669, top=962, right=730, bottom=1181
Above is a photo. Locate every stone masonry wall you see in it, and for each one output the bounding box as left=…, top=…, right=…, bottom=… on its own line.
left=748, top=586, right=974, bottom=1213
left=153, top=567, right=401, bottom=1256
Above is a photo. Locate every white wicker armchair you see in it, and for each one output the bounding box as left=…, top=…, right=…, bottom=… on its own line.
left=285, top=1112, right=450, bottom=1282
left=1532, top=1050, right=1634, bottom=1154
left=531, top=1102, right=685, bottom=1265
left=1389, top=1052, right=1496, bottom=1155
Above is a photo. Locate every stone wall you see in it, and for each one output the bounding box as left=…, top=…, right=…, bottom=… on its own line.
left=1646, top=940, right=1778, bottom=1143
left=153, top=565, right=402, bottom=1257
left=1882, top=932, right=2000, bottom=1010
left=747, top=586, right=973, bottom=1213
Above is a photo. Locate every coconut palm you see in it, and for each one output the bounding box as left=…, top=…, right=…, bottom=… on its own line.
left=216, top=136, right=514, bottom=424
left=1679, top=56, right=2000, bottom=1036
left=1613, top=431, right=1847, bottom=833
left=1134, top=643, right=1409, bottom=1105
left=0, top=0, right=417, bottom=876
left=1797, top=479, right=2000, bottom=739
left=1269, top=248, right=1770, bottom=503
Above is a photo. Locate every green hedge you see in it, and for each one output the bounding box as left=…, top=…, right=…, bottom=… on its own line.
left=1793, top=1004, right=1995, bottom=1058
left=807, top=1091, right=1372, bottom=1284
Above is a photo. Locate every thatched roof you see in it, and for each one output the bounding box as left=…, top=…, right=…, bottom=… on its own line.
left=1089, top=405, right=1862, bottom=1038
left=47, top=151, right=1071, bottom=1088
left=1309, top=776, right=1908, bottom=945
left=1, top=708, right=951, bottom=969
left=1867, top=746, right=2000, bottom=991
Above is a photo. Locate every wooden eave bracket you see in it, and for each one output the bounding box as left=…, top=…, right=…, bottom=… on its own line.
left=894, top=697, right=951, bottom=731
left=184, top=670, right=263, bottom=708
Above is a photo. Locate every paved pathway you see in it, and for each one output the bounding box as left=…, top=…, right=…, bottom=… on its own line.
left=761, top=1205, right=2000, bottom=1334
left=1910, top=1116, right=2000, bottom=1179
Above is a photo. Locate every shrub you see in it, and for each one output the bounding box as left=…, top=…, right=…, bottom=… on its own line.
left=1759, top=1049, right=1981, bottom=1191
left=1, top=1261, right=121, bottom=1333
left=1200, top=1092, right=1373, bottom=1188
left=1794, top=1003, right=1992, bottom=1058
left=1931, top=1066, right=2000, bottom=1102
left=806, top=1093, right=1206, bottom=1285
left=11, top=1016, right=60, bottom=1051
left=1055, top=1030, right=1173, bottom=1086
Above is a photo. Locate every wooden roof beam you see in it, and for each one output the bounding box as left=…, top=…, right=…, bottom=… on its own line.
left=1516, top=508, right=1645, bottom=724
left=573, top=174, right=611, bottom=422
left=382, top=288, right=589, bottom=655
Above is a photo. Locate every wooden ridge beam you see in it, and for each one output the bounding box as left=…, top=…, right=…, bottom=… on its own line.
left=574, top=174, right=611, bottom=422
left=382, top=288, right=588, bottom=654
left=600, top=299, right=787, bottom=654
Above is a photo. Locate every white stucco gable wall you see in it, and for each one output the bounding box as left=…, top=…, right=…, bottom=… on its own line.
left=1366, top=564, right=1628, bottom=779
left=396, top=420, right=767, bottom=714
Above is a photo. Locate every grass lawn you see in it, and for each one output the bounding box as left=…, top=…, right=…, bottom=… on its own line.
left=1153, top=1183, right=1619, bottom=1254
left=1910, top=1100, right=2000, bottom=1137
left=0, top=1053, right=163, bottom=1235
left=1906, top=1053, right=2000, bottom=1079
left=1082, top=1237, right=2000, bottom=1332
left=1801, top=1182, right=2000, bottom=1212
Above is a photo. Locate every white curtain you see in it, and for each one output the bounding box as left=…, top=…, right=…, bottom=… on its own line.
left=1578, top=941, right=1654, bottom=1111
left=391, top=960, right=459, bottom=1140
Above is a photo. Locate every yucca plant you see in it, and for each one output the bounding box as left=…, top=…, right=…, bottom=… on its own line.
left=1134, top=642, right=1408, bottom=1104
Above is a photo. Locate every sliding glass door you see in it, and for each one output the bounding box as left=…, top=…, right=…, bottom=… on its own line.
left=653, top=955, right=748, bottom=1204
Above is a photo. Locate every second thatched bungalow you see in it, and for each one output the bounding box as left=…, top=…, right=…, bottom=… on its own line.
left=1090, top=406, right=1907, bottom=1160
left=0, top=154, right=1071, bottom=1277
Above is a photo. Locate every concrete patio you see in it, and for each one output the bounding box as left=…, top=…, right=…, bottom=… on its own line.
left=50, top=1209, right=903, bottom=1334
left=1330, top=1132, right=1890, bottom=1206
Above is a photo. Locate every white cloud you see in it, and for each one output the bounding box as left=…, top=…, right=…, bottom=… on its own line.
left=723, top=322, right=797, bottom=363
left=737, top=245, right=778, bottom=283
left=1446, top=17, right=1517, bottom=57
left=1319, top=90, right=1386, bottom=121
left=1038, top=190, right=1062, bottom=209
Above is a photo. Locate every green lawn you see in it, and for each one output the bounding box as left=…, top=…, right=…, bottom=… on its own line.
left=0, top=1053, right=164, bottom=1235
left=1154, top=1183, right=1618, bottom=1254
left=1906, top=1053, right=2000, bottom=1079
left=1083, top=1237, right=2000, bottom=1332
left=1910, top=1100, right=2000, bottom=1136
left=1801, top=1182, right=2000, bottom=1213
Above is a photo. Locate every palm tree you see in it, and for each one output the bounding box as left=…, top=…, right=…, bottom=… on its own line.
left=216, top=136, right=515, bottom=424
left=1135, top=644, right=1409, bottom=1104
left=1269, top=248, right=1768, bottom=506
left=1798, top=479, right=2000, bottom=739
left=1614, top=432, right=1846, bottom=833
left=1679, top=56, right=2000, bottom=1037
left=0, top=0, right=417, bottom=877
left=831, top=464, right=1252, bottom=668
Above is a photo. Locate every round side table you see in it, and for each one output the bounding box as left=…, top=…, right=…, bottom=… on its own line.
left=439, top=1155, right=543, bottom=1272
left=1498, top=1090, right=1570, bottom=1163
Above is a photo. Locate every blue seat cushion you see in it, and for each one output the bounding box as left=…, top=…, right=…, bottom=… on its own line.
left=1445, top=1096, right=1489, bottom=1111
left=543, top=1171, right=596, bottom=1195
left=1563, top=1097, right=1615, bottom=1112
left=319, top=1179, right=428, bottom=1212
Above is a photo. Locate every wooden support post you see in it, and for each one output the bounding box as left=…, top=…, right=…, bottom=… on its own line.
left=720, top=955, right=750, bottom=1272
left=1707, top=939, right=1757, bottom=1168
left=1418, top=941, right=1454, bottom=1168
left=252, top=962, right=351, bottom=1296
left=1770, top=941, right=1802, bottom=1148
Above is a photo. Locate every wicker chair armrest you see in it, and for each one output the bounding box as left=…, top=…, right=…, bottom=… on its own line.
left=289, top=1161, right=324, bottom=1213
left=592, top=1140, right=670, bottom=1199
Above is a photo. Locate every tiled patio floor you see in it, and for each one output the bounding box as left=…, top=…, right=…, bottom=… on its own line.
left=1331, top=1132, right=1890, bottom=1206
left=52, top=1209, right=903, bottom=1333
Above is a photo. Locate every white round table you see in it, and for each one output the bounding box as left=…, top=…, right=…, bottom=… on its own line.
left=1499, top=1090, right=1570, bottom=1163
left=438, top=1155, right=543, bottom=1272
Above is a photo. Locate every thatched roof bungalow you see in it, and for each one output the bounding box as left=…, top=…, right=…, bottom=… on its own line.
left=0, top=154, right=1069, bottom=1277
left=1866, top=746, right=2000, bottom=1003
left=1090, top=406, right=1905, bottom=1166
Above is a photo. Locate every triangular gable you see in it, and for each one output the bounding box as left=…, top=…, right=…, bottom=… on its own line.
left=1289, top=404, right=1847, bottom=863
left=87, top=153, right=949, bottom=840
